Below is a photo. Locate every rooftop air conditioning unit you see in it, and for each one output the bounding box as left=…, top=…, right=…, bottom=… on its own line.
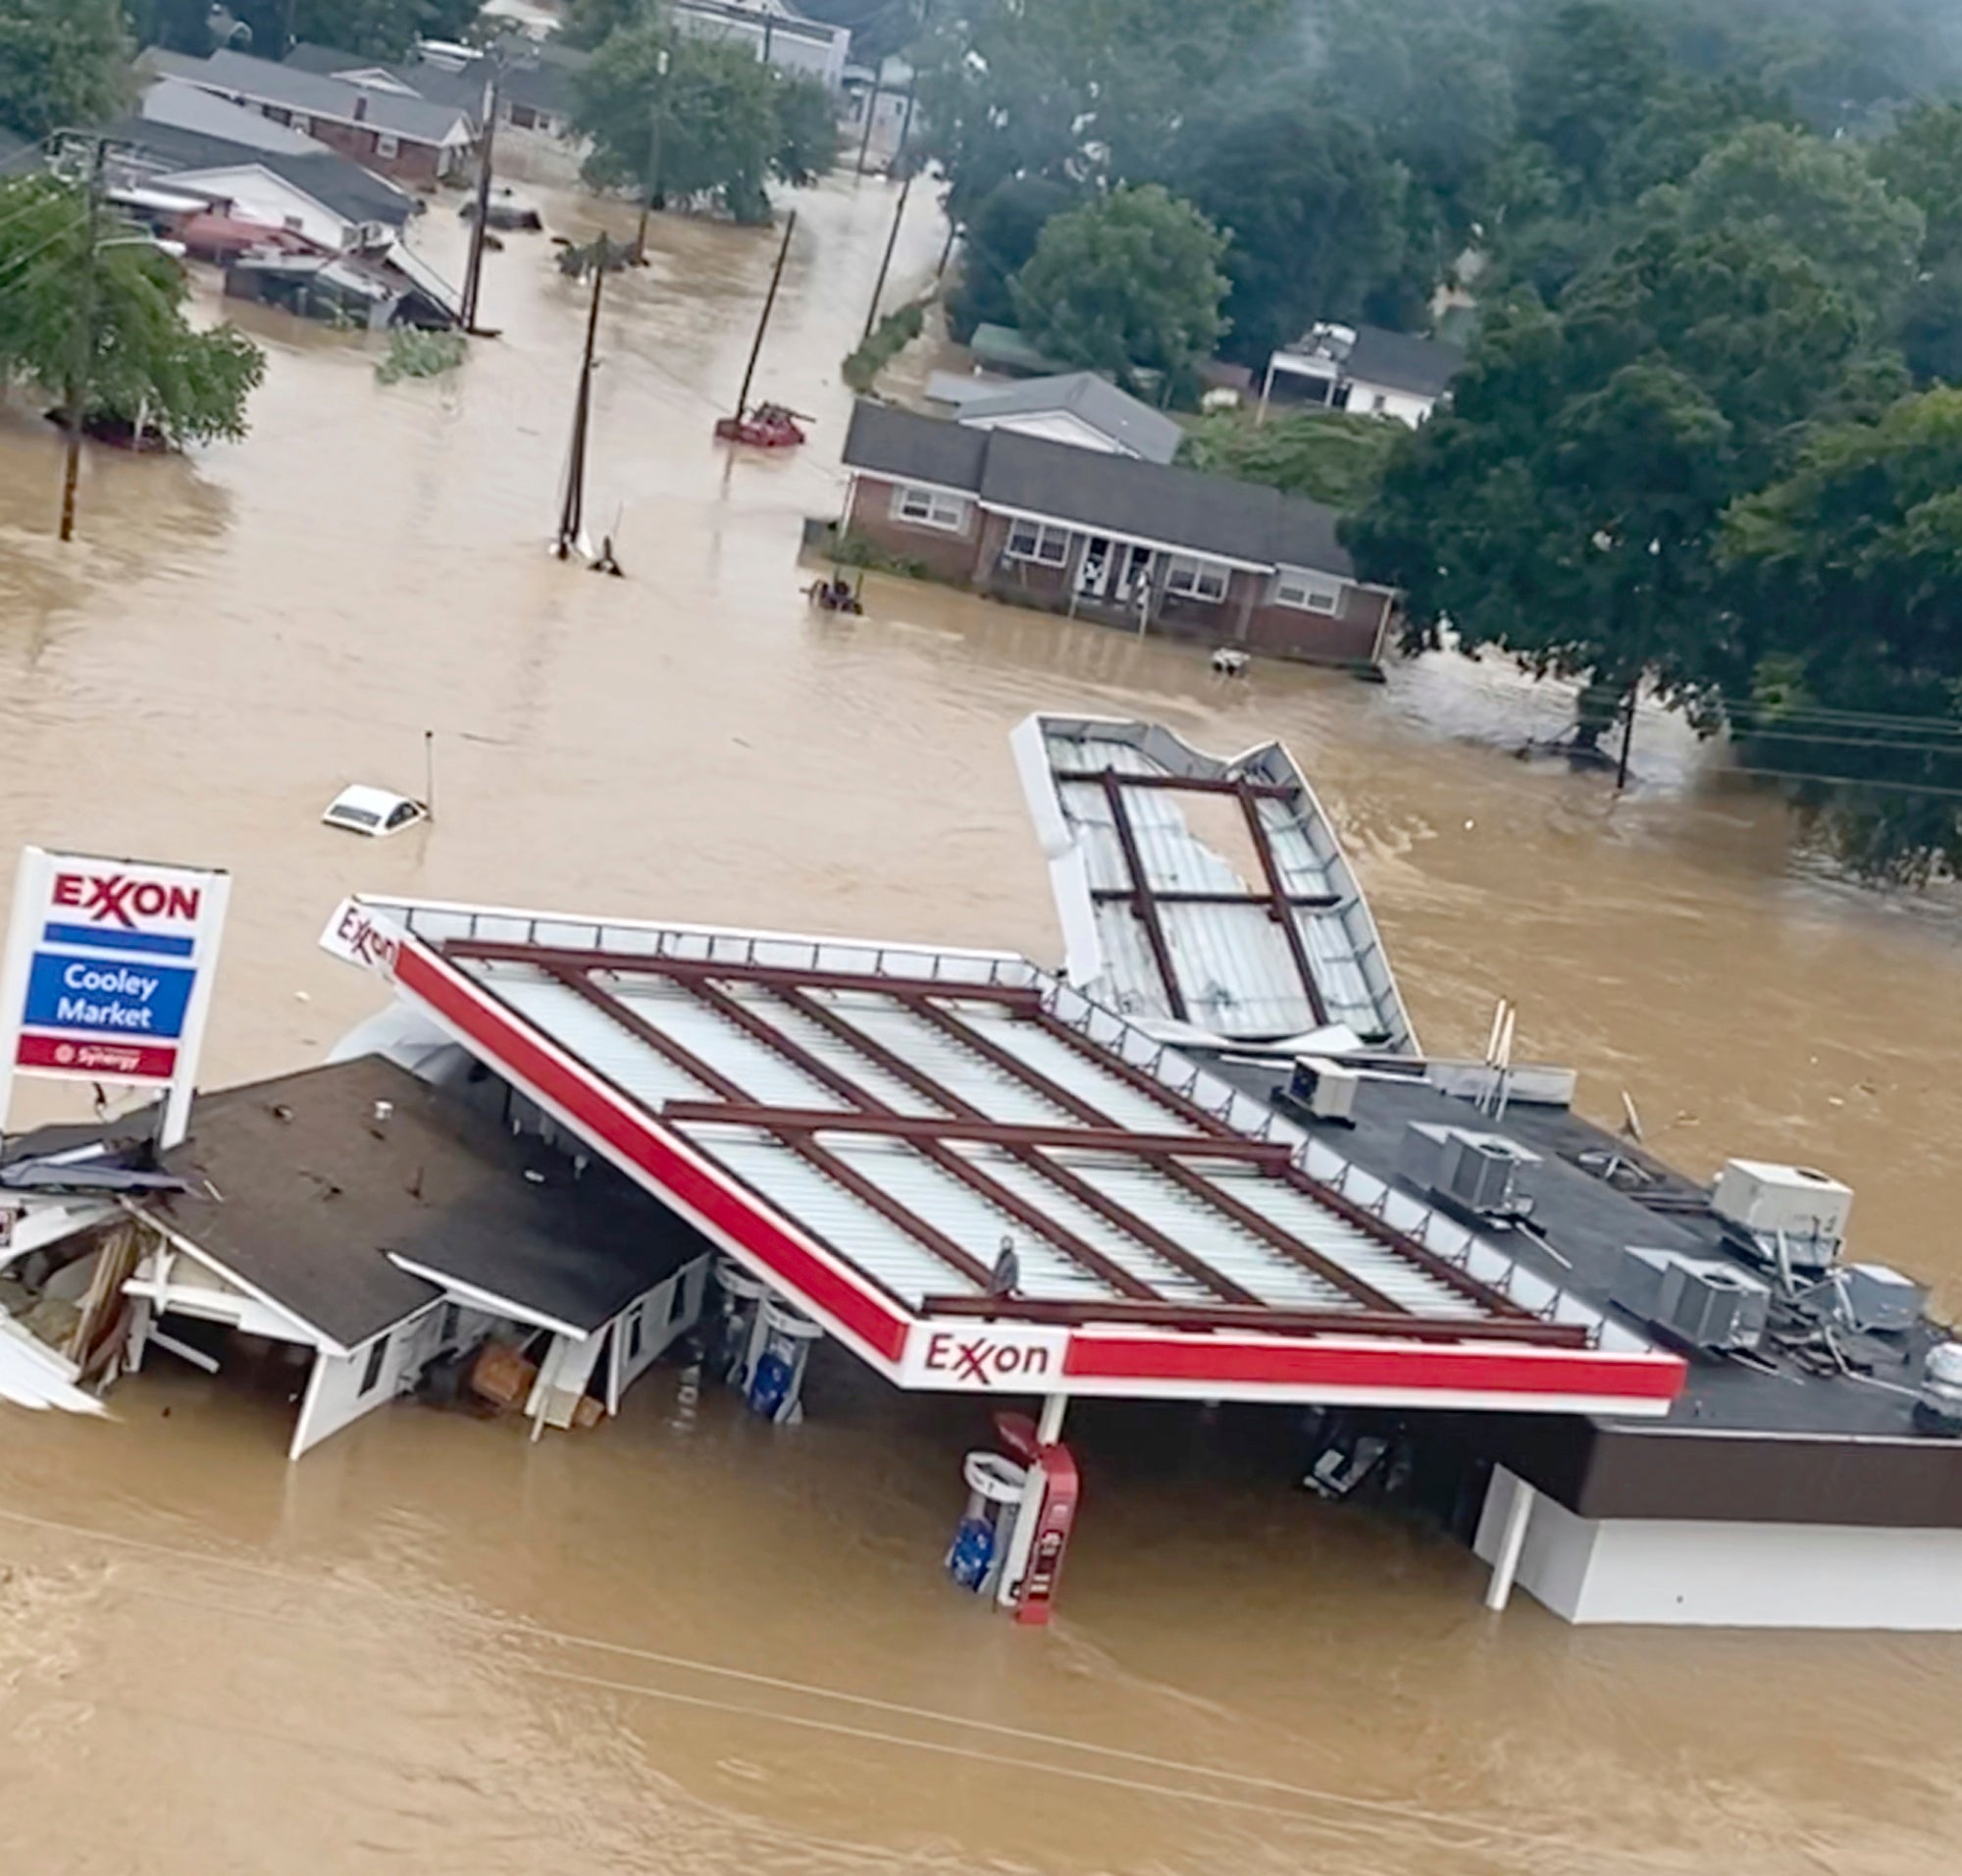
left=1283, top=1056, right=1359, bottom=1124
left=1400, top=1122, right=1539, bottom=1221
left=1713, top=1159, right=1852, bottom=1272
left=1614, top=1246, right=1771, bottom=1353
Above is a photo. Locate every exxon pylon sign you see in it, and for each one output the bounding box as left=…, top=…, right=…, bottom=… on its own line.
left=0, top=848, right=231, bottom=1148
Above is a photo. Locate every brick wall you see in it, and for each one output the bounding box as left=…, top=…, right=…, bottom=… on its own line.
left=843, top=475, right=983, bottom=583
left=248, top=102, right=447, bottom=186
left=1244, top=582, right=1388, bottom=664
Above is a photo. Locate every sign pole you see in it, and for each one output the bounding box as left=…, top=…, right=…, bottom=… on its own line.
left=160, top=868, right=230, bottom=1150
left=0, top=849, right=47, bottom=1140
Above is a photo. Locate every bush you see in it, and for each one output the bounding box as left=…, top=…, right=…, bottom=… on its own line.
left=842, top=302, right=925, bottom=391
left=376, top=327, right=468, bottom=385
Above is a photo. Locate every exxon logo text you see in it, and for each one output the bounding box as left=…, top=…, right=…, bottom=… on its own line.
left=52, top=872, right=201, bottom=930
left=922, top=1329, right=1054, bottom=1385
left=334, top=904, right=399, bottom=973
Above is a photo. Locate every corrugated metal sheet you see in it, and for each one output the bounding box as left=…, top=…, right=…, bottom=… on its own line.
left=1016, top=716, right=1416, bottom=1049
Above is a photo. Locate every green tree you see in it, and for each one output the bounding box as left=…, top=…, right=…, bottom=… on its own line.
left=1348, top=222, right=1887, bottom=713
left=1010, top=184, right=1229, bottom=396
left=0, top=0, right=129, bottom=141
left=1653, top=123, right=1924, bottom=320
left=223, top=0, right=481, bottom=58
left=559, top=0, right=643, bottom=52
left=0, top=178, right=265, bottom=444
left=1173, top=103, right=1419, bottom=365
left=1177, top=407, right=1402, bottom=510
left=1515, top=1, right=1669, bottom=201
left=1722, top=388, right=1962, bottom=879
left=772, top=70, right=836, bottom=185
left=1873, top=101, right=1962, bottom=383
left=945, top=175, right=1076, bottom=342
left=577, top=25, right=814, bottom=224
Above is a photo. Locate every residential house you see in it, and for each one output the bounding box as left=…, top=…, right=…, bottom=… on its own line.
left=0, top=1058, right=710, bottom=1458
left=1261, top=322, right=1466, bottom=427
left=286, top=39, right=591, bottom=148
left=926, top=371, right=1184, bottom=464
left=148, top=47, right=476, bottom=185
left=67, top=115, right=417, bottom=252
left=840, top=401, right=1396, bottom=667
left=841, top=55, right=914, bottom=162
left=674, top=0, right=852, bottom=89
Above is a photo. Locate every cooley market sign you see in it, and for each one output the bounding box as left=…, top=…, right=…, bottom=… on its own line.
left=0, top=848, right=231, bottom=1146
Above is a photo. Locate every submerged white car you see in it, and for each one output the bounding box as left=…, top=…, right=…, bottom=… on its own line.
left=322, top=785, right=428, bottom=838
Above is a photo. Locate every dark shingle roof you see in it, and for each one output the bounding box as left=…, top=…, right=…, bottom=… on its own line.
left=844, top=399, right=990, bottom=492
left=843, top=402, right=1358, bottom=578
left=284, top=41, right=587, bottom=120
left=1343, top=326, right=1464, bottom=398
left=155, top=1059, right=701, bottom=1349
left=99, top=115, right=416, bottom=228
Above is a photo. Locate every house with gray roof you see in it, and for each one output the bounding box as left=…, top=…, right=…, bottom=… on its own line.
left=840, top=401, right=1396, bottom=667
left=149, top=48, right=476, bottom=184
left=285, top=40, right=592, bottom=145
left=926, top=370, right=1184, bottom=465
left=1262, top=321, right=1466, bottom=428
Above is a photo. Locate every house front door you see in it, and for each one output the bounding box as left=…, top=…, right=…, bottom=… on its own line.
left=1077, top=535, right=1114, bottom=599
left=1115, top=544, right=1157, bottom=602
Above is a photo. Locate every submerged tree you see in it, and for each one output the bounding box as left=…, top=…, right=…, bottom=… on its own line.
left=1011, top=185, right=1229, bottom=397
left=1721, top=388, right=1962, bottom=879
left=576, top=25, right=830, bottom=223
left=0, top=179, right=266, bottom=445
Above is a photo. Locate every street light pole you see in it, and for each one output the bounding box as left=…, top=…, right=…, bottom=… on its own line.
left=58, top=138, right=106, bottom=547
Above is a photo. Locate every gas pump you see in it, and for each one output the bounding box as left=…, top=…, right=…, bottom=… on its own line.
left=946, top=1402, right=1080, bottom=1626
left=710, top=1258, right=768, bottom=1389
left=745, top=1296, right=822, bottom=1425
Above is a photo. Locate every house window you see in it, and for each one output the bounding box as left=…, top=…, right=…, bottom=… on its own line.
left=629, top=1306, right=645, bottom=1362
left=1273, top=568, right=1344, bottom=614
left=265, top=106, right=291, bottom=126
left=439, top=1302, right=459, bottom=1344
left=359, top=1335, right=389, bottom=1395
left=509, top=102, right=540, bottom=130
left=1164, top=554, right=1230, bottom=603
left=291, top=113, right=311, bottom=133
left=1370, top=391, right=1389, bottom=414
left=283, top=215, right=304, bottom=233
left=892, top=484, right=969, bottom=532
left=376, top=131, right=401, bottom=158
left=1004, top=518, right=1072, bottom=566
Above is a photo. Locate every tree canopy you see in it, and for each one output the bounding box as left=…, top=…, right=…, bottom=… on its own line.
left=1177, top=408, right=1402, bottom=511
left=0, top=177, right=265, bottom=445
left=0, top=0, right=128, bottom=141
left=1010, top=185, right=1229, bottom=397
left=575, top=24, right=833, bottom=223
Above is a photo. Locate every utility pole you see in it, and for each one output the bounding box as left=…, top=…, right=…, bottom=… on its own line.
left=460, top=63, right=502, bottom=332
left=862, top=164, right=912, bottom=342
left=59, top=138, right=106, bottom=547
left=853, top=74, right=881, bottom=175
left=1616, top=679, right=1639, bottom=791
left=555, top=243, right=610, bottom=560
left=636, top=47, right=670, bottom=261
left=732, top=209, right=797, bottom=421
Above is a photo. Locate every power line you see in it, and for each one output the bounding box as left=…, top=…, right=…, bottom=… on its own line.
left=0, top=210, right=87, bottom=289
left=1725, top=764, right=1962, bottom=802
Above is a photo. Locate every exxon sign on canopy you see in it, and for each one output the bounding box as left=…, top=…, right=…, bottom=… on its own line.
left=0, top=848, right=231, bottom=1148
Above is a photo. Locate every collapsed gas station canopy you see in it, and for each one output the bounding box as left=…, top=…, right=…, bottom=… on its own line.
left=327, top=896, right=1682, bottom=1417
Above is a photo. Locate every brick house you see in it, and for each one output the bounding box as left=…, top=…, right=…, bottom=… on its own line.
left=840, top=402, right=1397, bottom=667
left=149, top=49, right=475, bottom=187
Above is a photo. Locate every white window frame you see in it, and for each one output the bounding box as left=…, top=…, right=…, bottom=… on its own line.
left=1164, top=553, right=1230, bottom=603
left=291, top=112, right=312, bottom=133
left=1004, top=517, right=1072, bottom=566
left=376, top=131, right=401, bottom=158
left=891, top=483, right=969, bottom=532
left=1273, top=567, right=1344, bottom=614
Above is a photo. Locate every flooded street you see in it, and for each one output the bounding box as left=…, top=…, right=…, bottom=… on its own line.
left=2, top=172, right=1962, bottom=1873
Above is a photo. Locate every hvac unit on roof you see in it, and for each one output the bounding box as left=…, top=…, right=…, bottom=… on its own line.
left=1613, top=1246, right=1771, bottom=1353
left=1281, top=1056, right=1360, bottom=1124
left=1400, top=1122, right=1539, bottom=1222
left=1712, top=1159, right=1852, bottom=1272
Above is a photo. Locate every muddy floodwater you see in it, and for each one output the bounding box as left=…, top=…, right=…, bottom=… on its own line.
left=3, top=174, right=1962, bottom=1874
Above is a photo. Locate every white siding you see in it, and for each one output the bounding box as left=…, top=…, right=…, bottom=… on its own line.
left=1342, top=379, right=1435, bottom=428
left=165, top=164, right=361, bottom=249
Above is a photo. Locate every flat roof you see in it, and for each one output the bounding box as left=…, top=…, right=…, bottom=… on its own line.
left=1013, top=715, right=1416, bottom=1050
left=324, top=896, right=1683, bottom=1416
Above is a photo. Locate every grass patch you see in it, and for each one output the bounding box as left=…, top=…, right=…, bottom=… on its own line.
left=1176, top=406, right=1404, bottom=510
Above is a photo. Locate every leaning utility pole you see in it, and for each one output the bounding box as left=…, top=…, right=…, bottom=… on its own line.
left=732, top=210, right=797, bottom=421
left=59, top=138, right=106, bottom=546
left=861, top=164, right=913, bottom=343
left=460, top=64, right=502, bottom=332
left=554, top=244, right=610, bottom=560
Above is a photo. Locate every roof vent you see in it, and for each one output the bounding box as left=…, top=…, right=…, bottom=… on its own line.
left=1614, top=1246, right=1770, bottom=1353
left=1400, top=1121, right=1538, bottom=1222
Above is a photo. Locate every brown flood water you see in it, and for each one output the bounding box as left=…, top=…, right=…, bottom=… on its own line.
left=1, top=175, right=1961, bottom=1874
